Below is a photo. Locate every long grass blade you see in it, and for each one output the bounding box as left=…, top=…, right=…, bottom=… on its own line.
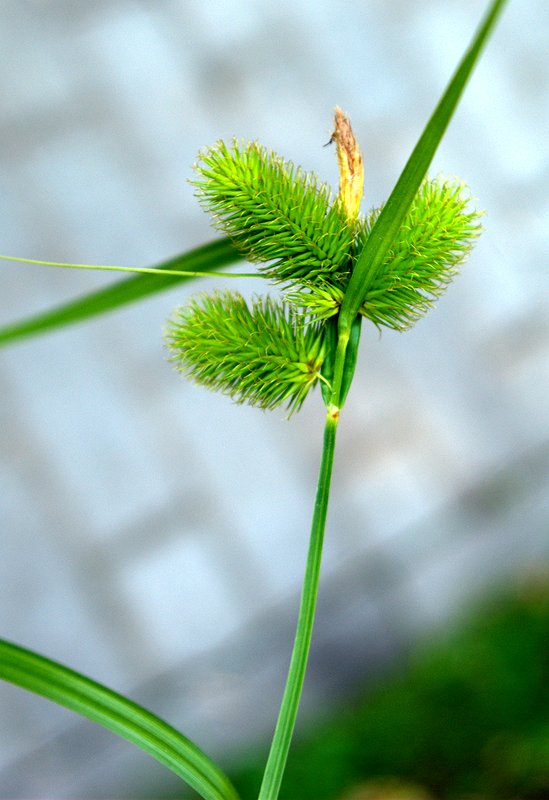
left=0, top=237, right=241, bottom=347
left=339, top=0, right=508, bottom=332
left=0, top=638, right=240, bottom=800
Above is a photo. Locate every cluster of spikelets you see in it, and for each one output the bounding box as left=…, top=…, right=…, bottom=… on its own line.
left=166, top=139, right=482, bottom=413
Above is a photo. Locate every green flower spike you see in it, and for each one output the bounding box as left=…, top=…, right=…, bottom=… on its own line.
left=193, top=140, right=355, bottom=285
left=168, top=109, right=483, bottom=415
left=290, top=177, right=483, bottom=330
left=357, top=177, right=483, bottom=330
left=166, top=292, right=325, bottom=415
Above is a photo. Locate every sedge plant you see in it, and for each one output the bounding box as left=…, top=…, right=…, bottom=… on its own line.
left=0, top=2, right=507, bottom=799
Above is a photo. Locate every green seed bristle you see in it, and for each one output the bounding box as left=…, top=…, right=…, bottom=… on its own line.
left=166, top=291, right=326, bottom=414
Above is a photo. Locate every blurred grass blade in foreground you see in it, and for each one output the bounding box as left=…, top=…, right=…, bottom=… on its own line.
left=0, top=237, right=241, bottom=348
left=0, top=639, right=240, bottom=800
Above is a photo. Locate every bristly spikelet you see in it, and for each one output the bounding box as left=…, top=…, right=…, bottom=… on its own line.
left=165, top=291, right=325, bottom=414
left=193, top=140, right=355, bottom=285
left=358, top=178, right=483, bottom=330
left=288, top=177, right=482, bottom=330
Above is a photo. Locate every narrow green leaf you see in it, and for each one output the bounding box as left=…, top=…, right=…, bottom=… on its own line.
left=0, top=237, right=241, bottom=348
left=0, top=638, right=240, bottom=800
left=339, top=0, right=507, bottom=333
left=339, top=314, right=362, bottom=407
left=320, top=314, right=361, bottom=409
left=320, top=318, right=338, bottom=407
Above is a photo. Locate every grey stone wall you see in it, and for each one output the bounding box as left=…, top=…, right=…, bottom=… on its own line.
left=0, top=1, right=548, bottom=797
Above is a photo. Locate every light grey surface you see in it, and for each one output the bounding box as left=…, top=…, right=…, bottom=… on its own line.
left=0, top=1, right=548, bottom=797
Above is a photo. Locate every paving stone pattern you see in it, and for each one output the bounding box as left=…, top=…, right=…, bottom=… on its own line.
left=0, top=1, right=548, bottom=797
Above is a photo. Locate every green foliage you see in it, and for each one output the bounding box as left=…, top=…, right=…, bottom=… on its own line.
left=166, top=291, right=325, bottom=414
left=232, top=582, right=549, bottom=800
left=0, top=638, right=240, bottom=800
left=0, top=238, right=243, bottom=348
left=194, top=140, right=355, bottom=285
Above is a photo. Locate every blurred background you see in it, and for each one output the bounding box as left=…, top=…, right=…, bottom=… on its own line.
left=0, top=1, right=548, bottom=797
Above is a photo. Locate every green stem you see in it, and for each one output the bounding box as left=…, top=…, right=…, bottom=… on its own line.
left=329, top=331, right=350, bottom=410
left=258, top=409, right=339, bottom=800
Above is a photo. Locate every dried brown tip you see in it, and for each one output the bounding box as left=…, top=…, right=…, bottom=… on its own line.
left=331, top=106, right=364, bottom=219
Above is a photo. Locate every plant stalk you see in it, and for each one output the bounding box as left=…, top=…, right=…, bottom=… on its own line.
left=330, top=331, right=350, bottom=410
left=257, top=408, right=339, bottom=800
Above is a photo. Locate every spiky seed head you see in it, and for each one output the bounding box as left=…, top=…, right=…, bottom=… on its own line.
left=165, top=291, right=326, bottom=414
left=288, top=177, right=483, bottom=330
left=192, top=140, right=355, bottom=286
left=167, top=119, right=484, bottom=415
left=358, top=177, right=483, bottom=330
